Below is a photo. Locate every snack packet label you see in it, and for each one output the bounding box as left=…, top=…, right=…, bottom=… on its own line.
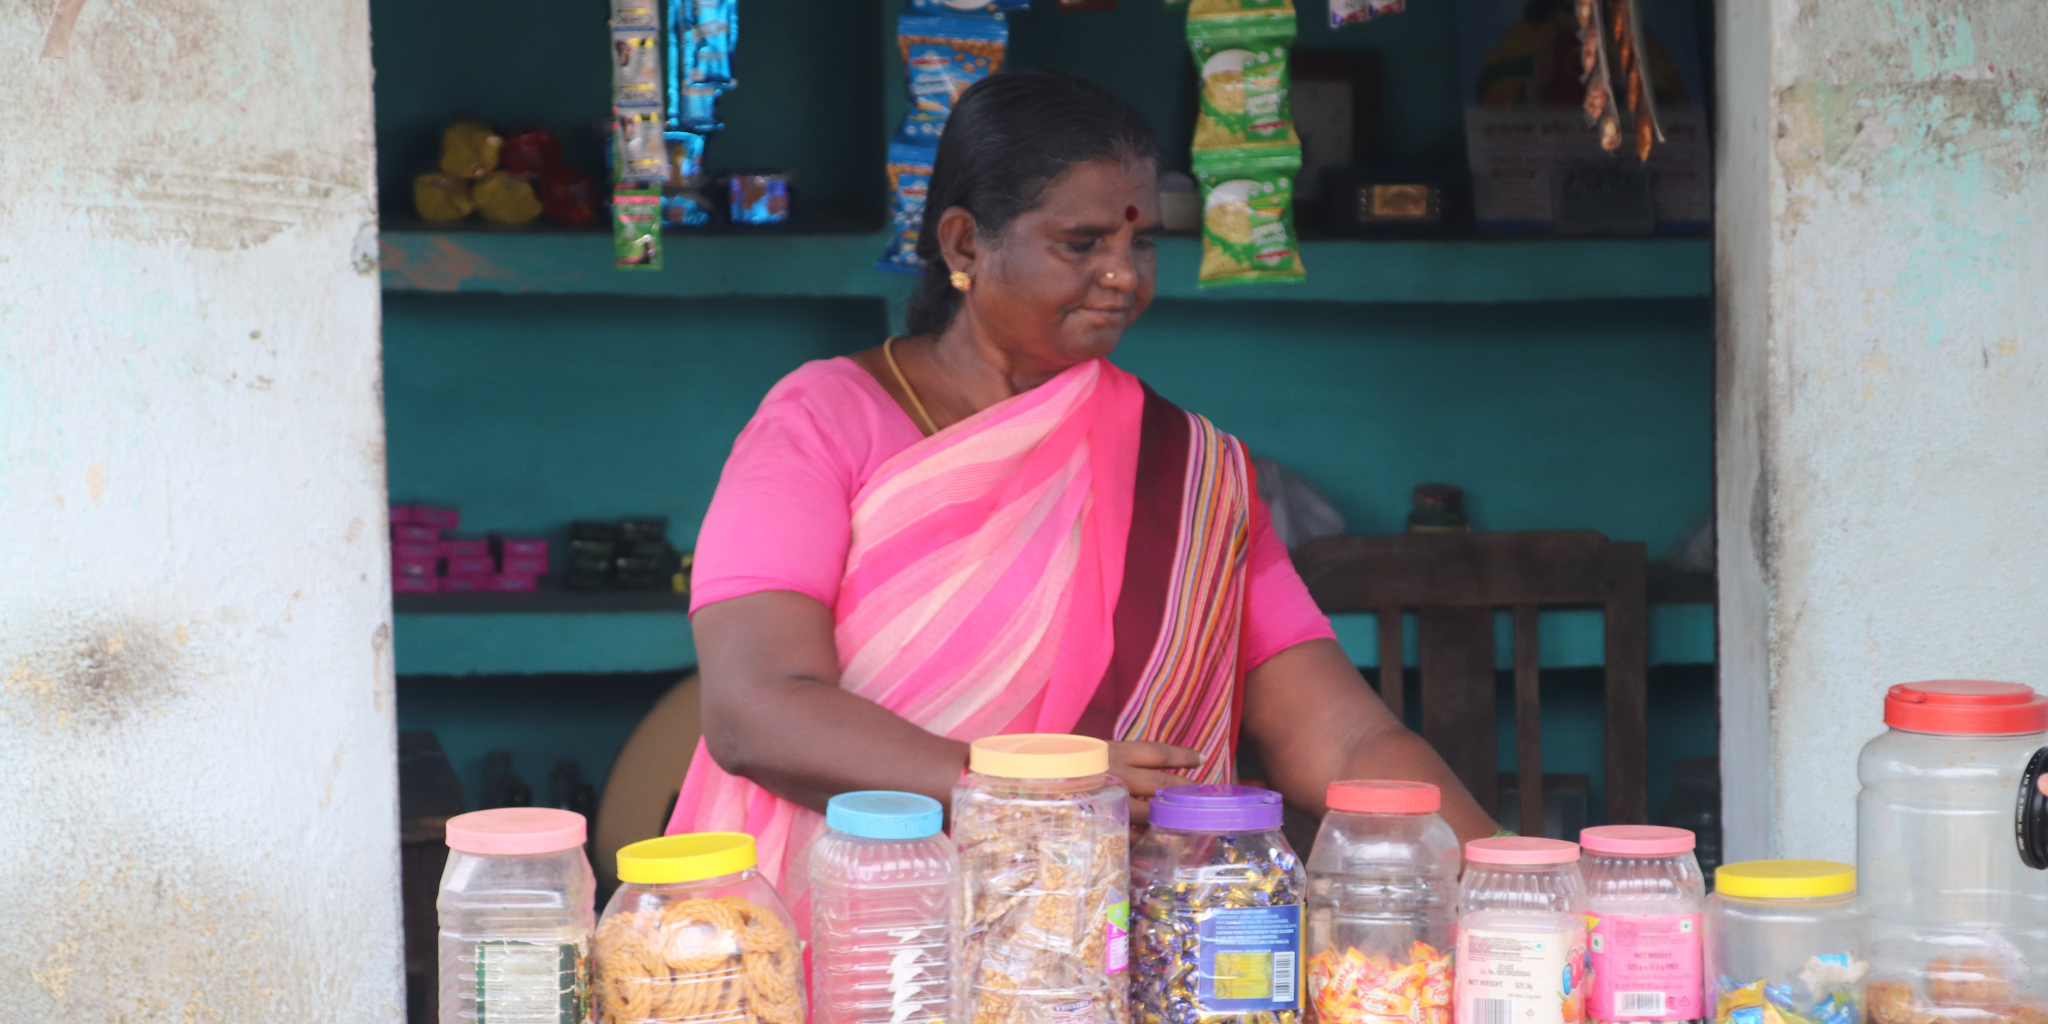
left=1197, top=904, right=1303, bottom=1011
left=1107, top=899, right=1131, bottom=974
left=1587, top=913, right=1703, bottom=1020
left=611, top=28, right=662, bottom=107
left=1188, top=5, right=1298, bottom=150
left=878, top=141, right=937, bottom=272
left=896, top=14, right=1007, bottom=143
left=474, top=940, right=584, bottom=1024
left=613, top=188, right=663, bottom=270
left=1194, top=147, right=1305, bottom=286
left=1456, top=927, right=1590, bottom=1024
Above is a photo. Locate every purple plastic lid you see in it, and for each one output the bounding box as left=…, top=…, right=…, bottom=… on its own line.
left=1150, top=784, right=1285, bottom=832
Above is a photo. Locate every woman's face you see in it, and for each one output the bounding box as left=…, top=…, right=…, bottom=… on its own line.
left=944, top=157, right=1160, bottom=374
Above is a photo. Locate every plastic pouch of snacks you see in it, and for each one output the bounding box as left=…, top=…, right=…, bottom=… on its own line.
left=1132, top=786, right=1306, bottom=1024
left=1330, top=0, right=1402, bottom=25
left=896, top=13, right=1007, bottom=144
left=1187, top=0, right=1298, bottom=151
left=473, top=170, right=544, bottom=225
left=614, top=108, right=669, bottom=184
left=909, top=0, right=1028, bottom=12
left=613, top=188, right=662, bottom=269
left=1193, top=145, right=1305, bottom=286
left=612, top=27, right=662, bottom=107
left=413, top=172, right=474, bottom=222
left=594, top=832, right=804, bottom=1024
left=440, top=120, right=502, bottom=180
left=878, top=141, right=936, bottom=273
left=955, top=735, right=1132, bottom=1024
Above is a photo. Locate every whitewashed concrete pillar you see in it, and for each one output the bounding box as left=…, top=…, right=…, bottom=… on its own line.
left=1716, top=0, right=2048, bottom=862
left=0, top=0, right=399, bottom=1019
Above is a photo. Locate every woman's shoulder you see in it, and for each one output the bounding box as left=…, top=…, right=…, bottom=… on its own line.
left=737, top=355, right=921, bottom=484
left=757, top=356, right=891, bottom=413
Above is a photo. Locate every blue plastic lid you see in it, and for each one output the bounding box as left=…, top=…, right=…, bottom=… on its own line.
left=825, top=791, right=944, bottom=840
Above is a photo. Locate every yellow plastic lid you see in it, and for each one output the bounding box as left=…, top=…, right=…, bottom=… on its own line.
left=616, top=832, right=757, bottom=885
left=969, top=734, right=1109, bottom=779
left=1715, top=859, right=1856, bottom=899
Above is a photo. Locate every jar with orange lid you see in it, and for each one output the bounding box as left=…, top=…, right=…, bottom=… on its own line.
left=954, top=733, right=1131, bottom=1024
left=1456, top=837, right=1592, bottom=1024
left=591, top=832, right=805, bottom=1024
left=437, top=807, right=596, bottom=1024
left=1303, top=781, right=1459, bottom=1024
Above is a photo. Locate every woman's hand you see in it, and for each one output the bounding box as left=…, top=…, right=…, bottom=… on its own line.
left=1109, top=740, right=1205, bottom=825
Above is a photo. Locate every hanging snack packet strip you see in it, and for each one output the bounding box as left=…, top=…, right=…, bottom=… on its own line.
left=1193, top=145, right=1306, bottom=286
left=614, top=188, right=663, bottom=270
left=1187, top=0, right=1299, bottom=151
left=909, top=0, right=1028, bottom=12
left=896, top=14, right=1008, bottom=144
left=878, top=141, right=938, bottom=273
left=667, top=0, right=736, bottom=129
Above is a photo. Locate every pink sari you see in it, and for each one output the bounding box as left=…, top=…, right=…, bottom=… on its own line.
left=666, top=358, right=1254, bottom=927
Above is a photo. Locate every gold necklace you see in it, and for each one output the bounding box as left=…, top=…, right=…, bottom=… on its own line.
left=883, top=336, right=940, bottom=436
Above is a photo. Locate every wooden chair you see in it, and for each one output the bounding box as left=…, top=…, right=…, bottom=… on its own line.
left=1291, top=531, right=1649, bottom=835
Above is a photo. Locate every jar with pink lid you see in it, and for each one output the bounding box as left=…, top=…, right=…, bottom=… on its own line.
left=1580, top=825, right=1706, bottom=1024
left=438, top=807, right=596, bottom=1024
left=1457, top=837, right=1592, bottom=1024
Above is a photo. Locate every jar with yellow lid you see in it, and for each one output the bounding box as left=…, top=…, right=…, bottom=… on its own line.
left=1703, top=861, right=1863, bottom=1024
left=955, top=734, right=1131, bottom=1024
left=591, top=832, right=805, bottom=1024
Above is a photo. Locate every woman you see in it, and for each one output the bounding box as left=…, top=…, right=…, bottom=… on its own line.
left=669, top=71, right=1495, bottom=913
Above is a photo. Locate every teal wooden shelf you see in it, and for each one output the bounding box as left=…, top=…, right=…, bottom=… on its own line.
left=379, top=227, right=1710, bottom=304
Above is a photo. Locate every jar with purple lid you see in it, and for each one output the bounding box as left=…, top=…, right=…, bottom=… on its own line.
left=1132, top=785, right=1306, bottom=1024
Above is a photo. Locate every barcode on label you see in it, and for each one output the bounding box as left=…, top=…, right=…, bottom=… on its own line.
left=1618, top=992, right=1669, bottom=1016
left=1473, top=998, right=1516, bottom=1024
left=1271, top=951, right=1297, bottom=1003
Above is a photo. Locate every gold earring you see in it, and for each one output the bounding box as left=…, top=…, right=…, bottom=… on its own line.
left=950, top=270, right=973, bottom=292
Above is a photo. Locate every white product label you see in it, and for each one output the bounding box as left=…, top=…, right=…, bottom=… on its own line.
left=1456, top=927, right=1590, bottom=1024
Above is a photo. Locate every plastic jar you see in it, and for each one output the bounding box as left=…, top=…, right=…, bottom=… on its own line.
left=1856, top=680, right=2048, bottom=1023
left=438, top=808, right=597, bottom=1024
left=1458, top=837, right=1592, bottom=1024
left=1702, top=861, right=1862, bottom=1024
left=1304, top=781, right=1459, bottom=1024
left=1132, top=785, right=1306, bottom=1024
left=954, top=734, right=1132, bottom=1024
left=592, top=832, right=805, bottom=1024
left=1580, top=825, right=1706, bottom=1024
left=810, top=791, right=958, bottom=1024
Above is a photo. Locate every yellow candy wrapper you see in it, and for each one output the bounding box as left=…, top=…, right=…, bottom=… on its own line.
left=412, top=172, right=474, bottom=222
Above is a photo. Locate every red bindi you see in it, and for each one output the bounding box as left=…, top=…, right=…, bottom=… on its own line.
left=1125, top=205, right=1138, bottom=222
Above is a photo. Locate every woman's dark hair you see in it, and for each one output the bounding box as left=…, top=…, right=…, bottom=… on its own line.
left=906, top=70, right=1162, bottom=335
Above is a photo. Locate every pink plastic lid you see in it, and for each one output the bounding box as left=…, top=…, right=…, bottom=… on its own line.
left=1328, top=780, right=1442, bottom=814
left=1466, top=836, right=1580, bottom=865
left=1580, top=824, right=1696, bottom=856
left=1884, top=680, right=2048, bottom=735
left=446, top=807, right=587, bottom=855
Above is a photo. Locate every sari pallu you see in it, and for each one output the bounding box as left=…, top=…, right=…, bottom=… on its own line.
left=665, top=358, right=1256, bottom=928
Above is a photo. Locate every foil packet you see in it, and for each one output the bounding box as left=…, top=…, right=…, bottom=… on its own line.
left=1193, top=144, right=1305, bottom=287
left=614, top=187, right=663, bottom=270
left=1187, top=0, right=1299, bottom=151
left=896, top=13, right=1007, bottom=143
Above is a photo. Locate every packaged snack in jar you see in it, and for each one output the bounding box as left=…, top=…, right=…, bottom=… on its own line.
left=896, top=14, right=1008, bottom=144
left=1580, top=826, right=1706, bottom=1024
left=613, top=188, right=663, bottom=269
left=1458, top=837, right=1592, bottom=1024
left=1186, top=0, right=1298, bottom=151
left=438, top=808, right=596, bottom=1024
left=878, top=141, right=937, bottom=273
left=1192, top=145, right=1304, bottom=287
left=1304, top=781, right=1459, bottom=1024
left=955, top=734, right=1131, bottom=1024
left=593, top=832, right=804, bottom=1024
left=473, top=169, right=545, bottom=225
left=1132, top=786, right=1305, bottom=1024
left=1704, top=862, right=1865, bottom=1024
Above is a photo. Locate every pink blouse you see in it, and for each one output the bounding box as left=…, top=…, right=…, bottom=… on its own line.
left=690, top=358, right=1336, bottom=671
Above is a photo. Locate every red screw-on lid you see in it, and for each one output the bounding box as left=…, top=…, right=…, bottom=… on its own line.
left=1884, top=680, right=2048, bottom=736
left=1327, top=780, right=1442, bottom=814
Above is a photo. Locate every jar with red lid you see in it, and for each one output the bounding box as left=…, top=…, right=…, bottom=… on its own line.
left=1457, top=837, right=1591, bottom=1024
left=1857, top=680, right=2048, bottom=1024
left=1579, top=825, right=1705, bottom=1024
left=1304, top=781, right=1459, bottom=1024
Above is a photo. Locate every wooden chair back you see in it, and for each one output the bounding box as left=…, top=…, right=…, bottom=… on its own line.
left=1291, top=531, right=1649, bottom=835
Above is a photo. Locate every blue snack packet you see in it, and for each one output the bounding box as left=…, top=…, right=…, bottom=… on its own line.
left=665, top=0, right=735, bottom=130
left=908, top=0, right=1028, bottom=13
left=878, top=141, right=937, bottom=273
left=895, top=13, right=1007, bottom=143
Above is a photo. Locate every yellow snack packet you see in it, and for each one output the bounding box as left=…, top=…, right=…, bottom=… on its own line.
left=472, top=170, right=543, bottom=225
left=412, top=172, right=475, bottom=222
left=439, top=120, right=502, bottom=179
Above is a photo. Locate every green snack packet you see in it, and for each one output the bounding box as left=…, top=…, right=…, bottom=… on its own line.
left=613, top=187, right=662, bottom=271
left=1187, top=0, right=1298, bottom=151
left=1193, top=145, right=1305, bottom=287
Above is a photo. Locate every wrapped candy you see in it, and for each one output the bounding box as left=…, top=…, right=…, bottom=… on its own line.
left=1307, top=942, right=1453, bottom=1024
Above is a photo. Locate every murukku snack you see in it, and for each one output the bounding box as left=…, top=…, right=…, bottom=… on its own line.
left=957, top=736, right=1132, bottom=1024
left=593, top=833, right=805, bottom=1024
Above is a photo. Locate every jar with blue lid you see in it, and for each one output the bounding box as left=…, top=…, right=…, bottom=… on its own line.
left=809, top=791, right=958, bottom=1024
left=1132, top=785, right=1305, bottom=1024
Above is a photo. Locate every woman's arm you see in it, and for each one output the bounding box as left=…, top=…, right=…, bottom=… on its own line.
left=1242, top=637, right=1499, bottom=845
left=695, top=589, right=1208, bottom=818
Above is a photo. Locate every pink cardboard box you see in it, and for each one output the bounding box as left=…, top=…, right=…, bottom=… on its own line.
left=392, top=541, right=439, bottom=560
left=501, top=555, right=549, bottom=575
left=389, top=505, right=418, bottom=525
left=393, top=575, right=439, bottom=593
left=414, top=506, right=460, bottom=530
left=445, top=554, right=496, bottom=577
left=439, top=540, right=490, bottom=558
left=495, top=537, right=549, bottom=559
left=392, top=555, right=438, bottom=579
left=492, top=573, right=538, bottom=592
left=439, top=575, right=487, bottom=592
left=392, top=524, right=441, bottom=543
